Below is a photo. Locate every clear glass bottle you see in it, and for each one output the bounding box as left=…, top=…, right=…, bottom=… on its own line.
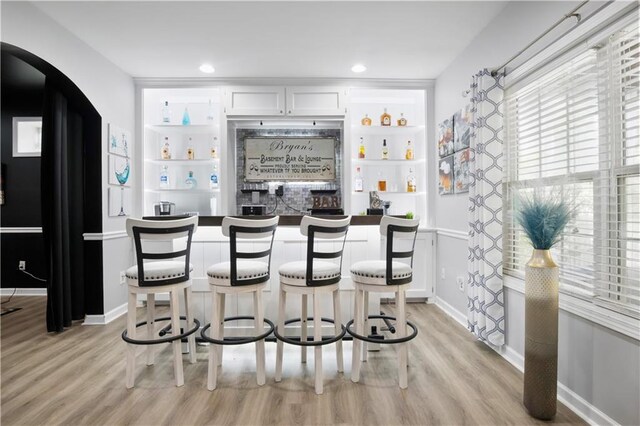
left=187, top=137, right=195, bottom=160
left=380, top=108, right=391, bottom=126
left=406, top=168, right=417, bottom=193
left=405, top=140, right=414, bottom=160
left=361, top=114, right=372, bottom=126
left=161, top=137, right=171, bottom=159
left=206, top=99, right=215, bottom=122
left=185, top=170, right=197, bottom=189
left=182, top=106, right=191, bottom=126
left=381, top=139, right=389, bottom=160
left=209, top=164, right=219, bottom=189
left=397, top=113, right=407, bottom=126
left=354, top=166, right=364, bottom=192
left=358, top=137, right=366, bottom=159
left=159, top=165, right=170, bottom=189
left=162, top=101, right=171, bottom=123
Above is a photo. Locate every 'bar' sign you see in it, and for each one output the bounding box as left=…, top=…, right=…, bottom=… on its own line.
left=244, top=137, right=336, bottom=181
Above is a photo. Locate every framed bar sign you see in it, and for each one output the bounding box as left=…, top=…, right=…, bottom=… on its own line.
left=244, top=137, right=336, bottom=181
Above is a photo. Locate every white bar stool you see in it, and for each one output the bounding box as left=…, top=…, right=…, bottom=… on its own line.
left=348, top=216, right=420, bottom=389
left=122, top=216, right=200, bottom=388
left=201, top=216, right=279, bottom=391
left=274, top=215, right=351, bottom=395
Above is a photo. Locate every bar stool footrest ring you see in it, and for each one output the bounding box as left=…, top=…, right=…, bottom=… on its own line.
left=346, top=315, right=417, bottom=344
left=274, top=317, right=346, bottom=347
left=200, top=316, right=275, bottom=345
left=122, top=316, right=200, bottom=345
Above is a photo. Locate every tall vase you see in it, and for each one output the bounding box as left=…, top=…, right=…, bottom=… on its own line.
left=523, top=249, right=559, bottom=420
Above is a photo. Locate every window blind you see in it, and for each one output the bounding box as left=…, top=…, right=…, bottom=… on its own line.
left=504, top=21, right=640, bottom=318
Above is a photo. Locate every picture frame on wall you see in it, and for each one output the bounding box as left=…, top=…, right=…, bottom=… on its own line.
left=437, top=117, right=454, bottom=158
left=454, top=148, right=470, bottom=194
left=108, top=186, right=132, bottom=217
left=108, top=155, right=131, bottom=187
left=438, top=155, right=454, bottom=195
left=12, top=117, right=42, bottom=157
left=108, top=123, right=131, bottom=158
left=453, top=105, right=472, bottom=152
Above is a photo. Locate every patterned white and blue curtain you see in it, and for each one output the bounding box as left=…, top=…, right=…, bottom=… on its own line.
left=467, top=69, right=505, bottom=347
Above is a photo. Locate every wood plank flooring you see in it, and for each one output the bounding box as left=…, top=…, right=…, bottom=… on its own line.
left=1, top=297, right=585, bottom=425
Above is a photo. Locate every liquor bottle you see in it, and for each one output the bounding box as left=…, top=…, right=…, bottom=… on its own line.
left=381, top=139, right=389, bottom=160
left=377, top=171, right=387, bottom=192
left=354, top=167, right=364, bottom=192
left=209, top=164, right=219, bottom=189
left=406, top=168, right=417, bottom=193
left=159, top=165, right=170, bottom=189
left=182, top=106, right=191, bottom=126
left=380, top=108, right=391, bottom=126
left=361, top=114, right=372, bottom=126
left=206, top=99, right=215, bottom=122
left=161, top=137, right=171, bottom=159
left=211, top=136, right=218, bottom=158
left=187, top=138, right=195, bottom=160
left=162, top=101, right=171, bottom=124
left=185, top=171, right=197, bottom=189
left=358, top=137, right=366, bottom=159
left=397, top=113, right=407, bottom=126
left=405, top=140, right=414, bottom=160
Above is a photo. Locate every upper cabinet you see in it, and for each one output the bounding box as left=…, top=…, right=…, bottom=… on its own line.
left=224, top=86, right=345, bottom=117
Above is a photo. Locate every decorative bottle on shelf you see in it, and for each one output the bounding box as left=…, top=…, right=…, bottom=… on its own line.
left=182, top=106, right=191, bottom=126
left=381, top=139, right=389, bottom=160
left=185, top=171, right=197, bottom=189
left=397, top=113, right=407, bottom=126
left=162, top=101, right=171, bottom=124
left=405, top=140, right=414, bottom=160
left=206, top=99, right=215, bottom=122
left=380, top=108, right=391, bottom=126
left=161, top=137, right=171, bottom=159
left=358, top=137, right=366, bottom=159
left=187, top=138, right=195, bottom=160
left=209, top=164, right=219, bottom=189
left=406, top=168, right=417, bottom=193
left=354, top=167, right=364, bottom=192
left=159, top=165, right=170, bottom=189
left=377, top=171, right=387, bottom=192
left=361, top=114, right=372, bottom=126
left=211, top=136, right=218, bottom=158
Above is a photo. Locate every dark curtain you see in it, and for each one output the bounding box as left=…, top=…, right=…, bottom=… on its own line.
left=42, top=82, right=85, bottom=332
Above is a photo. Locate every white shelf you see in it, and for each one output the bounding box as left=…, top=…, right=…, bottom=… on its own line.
left=351, top=125, right=425, bottom=136
left=145, top=159, right=219, bottom=165
left=352, top=159, right=425, bottom=166
left=145, top=124, right=219, bottom=134
left=145, top=188, right=220, bottom=194
left=351, top=191, right=425, bottom=196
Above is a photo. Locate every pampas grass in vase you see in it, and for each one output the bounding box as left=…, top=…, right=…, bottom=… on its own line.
left=517, top=192, right=571, bottom=421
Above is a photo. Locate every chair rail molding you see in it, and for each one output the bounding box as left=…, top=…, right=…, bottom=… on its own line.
left=83, top=230, right=128, bottom=241
left=0, top=227, right=43, bottom=233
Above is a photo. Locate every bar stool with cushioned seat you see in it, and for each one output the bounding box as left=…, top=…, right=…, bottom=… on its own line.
left=274, top=215, right=351, bottom=395
left=348, top=216, right=420, bottom=389
left=201, top=216, right=279, bottom=391
left=122, top=216, right=200, bottom=388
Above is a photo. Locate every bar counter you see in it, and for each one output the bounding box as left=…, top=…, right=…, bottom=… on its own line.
left=196, top=215, right=388, bottom=227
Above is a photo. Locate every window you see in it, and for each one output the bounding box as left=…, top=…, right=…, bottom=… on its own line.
left=505, top=22, right=640, bottom=318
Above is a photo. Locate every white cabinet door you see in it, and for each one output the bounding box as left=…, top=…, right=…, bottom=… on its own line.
left=225, top=86, right=286, bottom=116
left=285, top=86, right=345, bottom=116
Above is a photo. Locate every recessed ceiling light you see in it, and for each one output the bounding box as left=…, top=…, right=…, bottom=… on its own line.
left=199, top=63, right=215, bottom=74
left=351, top=64, right=367, bottom=73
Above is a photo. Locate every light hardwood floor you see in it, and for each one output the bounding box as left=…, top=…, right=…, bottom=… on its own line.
left=1, top=296, right=585, bottom=425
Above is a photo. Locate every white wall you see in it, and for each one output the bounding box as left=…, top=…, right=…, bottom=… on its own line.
left=1, top=1, right=136, bottom=314
left=433, top=1, right=640, bottom=425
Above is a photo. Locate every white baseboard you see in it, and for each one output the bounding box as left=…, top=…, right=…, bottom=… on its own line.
left=434, top=297, right=619, bottom=426
left=1, top=288, right=47, bottom=296
left=83, top=303, right=127, bottom=325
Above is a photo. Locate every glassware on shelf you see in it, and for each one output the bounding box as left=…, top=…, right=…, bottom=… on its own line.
left=161, top=137, right=171, bottom=159
left=159, top=165, right=170, bottom=189
left=397, top=113, right=407, bottom=126
left=162, top=101, right=171, bottom=124
left=182, top=107, right=191, bottom=126
left=405, top=140, right=414, bottom=160
left=358, top=137, right=366, bottom=159
left=406, top=168, right=417, bottom=193
left=354, top=167, right=364, bottom=192
left=361, top=114, right=372, bottom=126
left=206, top=99, right=215, bottom=122
left=381, top=139, right=389, bottom=160
left=380, top=108, right=391, bottom=126
left=187, top=138, right=195, bottom=160
left=185, top=170, right=197, bottom=189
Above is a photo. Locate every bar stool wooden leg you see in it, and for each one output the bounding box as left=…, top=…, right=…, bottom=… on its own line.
left=313, top=291, right=323, bottom=394
left=275, top=286, right=287, bottom=382
left=254, top=288, right=266, bottom=386
left=301, top=294, right=308, bottom=364
left=169, top=289, right=184, bottom=387
left=184, top=286, right=196, bottom=364
left=333, top=288, right=344, bottom=373
left=217, top=292, right=226, bottom=366
left=126, top=290, right=137, bottom=389
left=146, top=293, right=155, bottom=366
left=362, top=290, right=369, bottom=362
left=397, top=288, right=408, bottom=389
left=207, top=287, right=218, bottom=391
left=351, top=287, right=363, bottom=383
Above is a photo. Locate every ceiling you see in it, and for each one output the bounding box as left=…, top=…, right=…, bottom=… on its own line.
left=33, top=1, right=507, bottom=80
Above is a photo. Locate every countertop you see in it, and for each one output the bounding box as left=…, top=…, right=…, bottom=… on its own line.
left=143, top=215, right=397, bottom=226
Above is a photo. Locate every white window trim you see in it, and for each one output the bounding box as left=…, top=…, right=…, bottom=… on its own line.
left=504, top=275, right=640, bottom=341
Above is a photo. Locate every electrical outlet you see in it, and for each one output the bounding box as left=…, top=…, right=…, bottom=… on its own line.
left=268, top=183, right=277, bottom=195
left=275, top=185, right=284, bottom=197
left=457, top=276, right=465, bottom=292
left=119, top=271, right=126, bottom=285
left=18, top=261, right=26, bottom=271
left=440, top=267, right=446, bottom=280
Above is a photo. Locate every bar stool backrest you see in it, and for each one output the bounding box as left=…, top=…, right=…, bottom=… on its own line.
left=222, top=216, right=279, bottom=286
left=380, top=216, right=420, bottom=285
left=300, top=215, right=351, bottom=286
left=126, top=216, right=199, bottom=287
